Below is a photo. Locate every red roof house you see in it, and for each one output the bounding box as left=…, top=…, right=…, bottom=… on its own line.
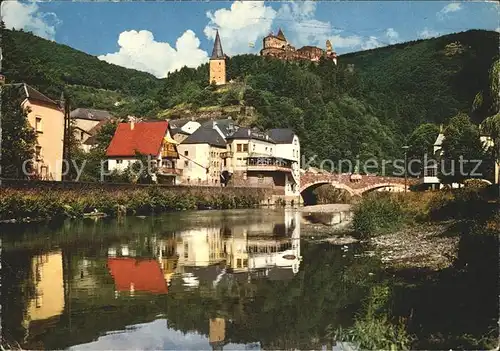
left=107, top=258, right=168, bottom=294
left=106, top=121, right=174, bottom=157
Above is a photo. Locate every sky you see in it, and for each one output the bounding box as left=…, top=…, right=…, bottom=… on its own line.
left=1, top=0, right=499, bottom=78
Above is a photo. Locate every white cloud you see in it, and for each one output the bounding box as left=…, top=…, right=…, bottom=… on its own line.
left=98, top=30, right=209, bottom=78
left=385, top=28, right=399, bottom=44
left=0, top=0, right=61, bottom=40
left=361, top=36, right=383, bottom=50
left=204, top=1, right=277, bottom=55
left=418, top=28, right=440, bottom=39
left=437, top=2, right=462, bottom=20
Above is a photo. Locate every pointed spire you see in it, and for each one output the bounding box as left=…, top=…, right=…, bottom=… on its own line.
left=211, top=30, right=224, bottom=59
left=276, top=28, right=286, bottom=41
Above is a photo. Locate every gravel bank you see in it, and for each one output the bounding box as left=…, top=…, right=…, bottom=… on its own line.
left=301, top=204, right=352, bottom=213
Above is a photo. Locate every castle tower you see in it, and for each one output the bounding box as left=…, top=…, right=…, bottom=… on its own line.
left=209, top=30, right=226, bottom=85
left=326, top=39, right=338, bottom=65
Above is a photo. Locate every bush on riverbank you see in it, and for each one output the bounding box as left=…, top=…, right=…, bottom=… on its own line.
left=352, top=194, right=404, bottom=238
left=0, top=187, right=267, bottom=221
left=334, top=284, right=413, bottom=350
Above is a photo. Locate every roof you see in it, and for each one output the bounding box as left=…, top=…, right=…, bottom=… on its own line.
left=107, top=258, right=168, bottom=294
left=226, top=127, right=275, bottom=143
left=70, top=108, right=113, bottom=121
left=169, top=118, right=191, bottom=129
left=276, top=28, right=286, bottom=41
left=18, top=83, right=59, bottom=107
left=170, top=127, right=190, bottom=136
left=434, top=133, right=445, bottom=146
left=106, top=121, right=170, bottom=157
left=211, top=30, right=225, bottom=59
left=266, top=129, right=296, bottom=144
left=202, top=118, right=237, bottom=138
left=182, top=126, right=226, bottom=148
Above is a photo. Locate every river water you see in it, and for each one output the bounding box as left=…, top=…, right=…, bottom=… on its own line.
left=1, top=208, right=383, bottom=350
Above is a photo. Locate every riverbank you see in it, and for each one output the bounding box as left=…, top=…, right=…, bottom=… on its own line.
left=0, top=186, right=267, bottom=222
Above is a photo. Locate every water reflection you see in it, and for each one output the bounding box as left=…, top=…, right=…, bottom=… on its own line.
left=2, top=208, right=377, bottom=350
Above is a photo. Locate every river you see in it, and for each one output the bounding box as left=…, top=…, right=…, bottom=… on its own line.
left=1, top=208, right=387, bottom=350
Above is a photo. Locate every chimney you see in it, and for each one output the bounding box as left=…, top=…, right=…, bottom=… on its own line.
left=247, top=129, right=251, bottom=137
left=130, top=120, right=135, bottom=130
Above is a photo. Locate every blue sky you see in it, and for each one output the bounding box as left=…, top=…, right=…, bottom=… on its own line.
left=1, top=1, right=499, bottom=78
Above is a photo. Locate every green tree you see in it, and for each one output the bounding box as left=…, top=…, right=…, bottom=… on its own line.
left=1, top=86, right=37, bottom=179
left=439, top=113, right=486, bottom=184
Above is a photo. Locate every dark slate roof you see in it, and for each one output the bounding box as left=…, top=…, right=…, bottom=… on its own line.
left=211, top=30, right=224, bottom=59
left=226, top=127, right=275, bottom=143
left=169, top=118, right=191, bottom=129
left=202, top=118, right=237, bottom=138
left=266, top=129, right=295, bottom=144
left=70, top=108, right=113, bottom=121
left=276, top=28, right=286, bottom=41
left=17, top=83, right=59, bottom=107
left=182, top=127, right=226, bottom=148
left=170, top=127, right=189, bottom=136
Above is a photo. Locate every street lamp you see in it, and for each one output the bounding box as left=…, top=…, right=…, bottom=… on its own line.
left=402, top=145, right=410, bottom=193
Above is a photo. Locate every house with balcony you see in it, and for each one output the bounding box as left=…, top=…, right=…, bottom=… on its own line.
left=106, top=120, right=180, bottom=184
left=18, top=83, right=65, bottom=181
left=221, top=127, right=301, bottom=204
left=176, top=126, right=227, bottom=185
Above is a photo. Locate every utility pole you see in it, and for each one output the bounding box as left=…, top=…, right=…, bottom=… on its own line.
left=60, top=92, right=71, bottom=181
left=402, top=145, right=409, bottom=193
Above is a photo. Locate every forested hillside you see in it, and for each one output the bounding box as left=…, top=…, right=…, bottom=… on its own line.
left=2, top=27, right=498, bottom=168
left=1, top=28, right=163, bottom=116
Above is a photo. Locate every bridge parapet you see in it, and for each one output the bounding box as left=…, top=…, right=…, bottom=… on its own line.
left=300, top=171, right=417, bottom=195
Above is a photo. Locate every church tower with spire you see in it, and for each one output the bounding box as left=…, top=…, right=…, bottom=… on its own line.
left=209, top=30, right=226, bottom=85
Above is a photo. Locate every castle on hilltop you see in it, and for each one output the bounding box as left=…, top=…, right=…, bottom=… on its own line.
left=260, top=29, right=338, bottom=65
left=208, top=28, right=338, bottom=86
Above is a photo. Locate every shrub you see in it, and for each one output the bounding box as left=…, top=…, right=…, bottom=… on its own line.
left=353, top=194, right=404, bottom=238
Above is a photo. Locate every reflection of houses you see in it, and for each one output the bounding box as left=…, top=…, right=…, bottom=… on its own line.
left=209, top=318, right=226, bottom=351
left=107, top=258, right=168, bottom=295
left=25, top=251, right=65, bottom=325
left=106, top=120, right=181, bottom=184
left=176, top=228, right=225, bottom=267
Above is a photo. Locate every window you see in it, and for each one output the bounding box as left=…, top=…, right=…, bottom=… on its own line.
left=35, top=116, right=42, bottom=133
left=184, top=150, right=188, bottom=156
left=237, top=144, right=242, bottom=152
left=237, top=258, right=242, bottom=268
left=184, top=160, right=189, bottom=167
left=243, top=144, right=248, bottom=152
left=80, top=131, right=85, bottom=140
left=35, top=146, right=42, bottom=160
left=117, top=159, right=123, bottom=164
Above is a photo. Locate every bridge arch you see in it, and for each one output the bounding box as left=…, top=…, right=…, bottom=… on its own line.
left=300, top=181, right=355, bottom=205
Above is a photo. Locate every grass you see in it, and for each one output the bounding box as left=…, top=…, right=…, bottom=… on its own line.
left=0, top=186, right=267, bottom=222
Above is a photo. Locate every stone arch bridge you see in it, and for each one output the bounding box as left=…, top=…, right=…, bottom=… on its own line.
left=300, top=171, right=417, bottom=200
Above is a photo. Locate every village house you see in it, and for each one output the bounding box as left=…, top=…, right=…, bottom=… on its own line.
left=18, top=83, right=65, bottom=181
left=422, top=128, right=495, bottom=189
left=176, top=126, right=227, bottom=185
left=106, top=120, right=180, bottom=184
left=221, top=127, right=301, bottom=203
left=169, top=118, right=201, bottom=143
left=70, top=108, right=114, bottom=147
